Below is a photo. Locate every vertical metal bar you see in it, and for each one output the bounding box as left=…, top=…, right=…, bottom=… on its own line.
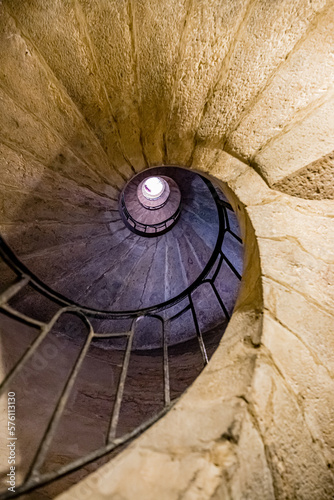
left=26, top=314, right=94, bottom=481
left=0, top=276, right=29, bottom=306
left=222, top=254, right=242, bottom=280
left=107, top=320, right=135, bottom=442
left=211, top=252, right=224, bottom=283
left=227, top=229, right=242, bottom=244
left=163, top=320, right=170, bottom=406
left=211, top=282, right=230, bottom=320
left=0, top=303, right=45, bottom=328
left=189, top=294, right=208, bottom=365
left=223, top=205, right=230, bottom=231
left=0, top=307, right=73, bottom=395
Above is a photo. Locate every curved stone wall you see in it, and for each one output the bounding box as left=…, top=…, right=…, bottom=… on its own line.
left=0, top=0, right=333, bottom=498
left=1, top=0, right=334, bottom=199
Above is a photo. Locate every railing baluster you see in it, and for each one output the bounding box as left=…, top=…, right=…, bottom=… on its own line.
left=222, top=253, right=242, bottom=280
left=25, top=313, right=94, bottom=481
left=0, top=173, right=242, bottom=499
left=93, top=332, right=131, bottom=338
left=0, top=307, right=74, bottom=395
left=0, top=276, right=29, bottom=306
left=163, top=320, right=170, bottom=406
left=227, top=229, right=242, bottom=244
left=211, top=251, right=224, bottom=283
left=1, top=303, right=45, bottom=328
left=107, top=320, right=135, bottom=442
left=9, top=405, right=173, bottom=500
left=189, top=294, right=208, bottom=365
left=211, top=282, right=230, bottom=321
left=222, top=205, right=230, bottom=232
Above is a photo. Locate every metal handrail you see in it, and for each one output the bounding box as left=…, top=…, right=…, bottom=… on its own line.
left=120, top=192, right=181, bottom=232
left=0, top=173, right=243, bottom=500
left=0, top=175, right=230, bottom=320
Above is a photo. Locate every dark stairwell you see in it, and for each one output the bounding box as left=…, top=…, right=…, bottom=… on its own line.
left=0, top=164, right=242, bottom=500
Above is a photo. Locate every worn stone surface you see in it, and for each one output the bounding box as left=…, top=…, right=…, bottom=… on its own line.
left=273, top=150, right=334, bottom=199
left=254, top=93, right=334, bottom=185
left=226, top=3, right=334, bottom=162
left=165, top=0, right=250, bottom=164
left=131, top=0, right=188, bottom=164
left=250, top=357, right=334, bottom=499
left=0, top=0, right=333, bottom=193
left=197, top=0, right=328, bottom=144
left=227, top=411, right=275, bottom=500
left=3, top=0, right=138, bottom=179
left=75, top=0, right=146, bottom=171
left=0, top=1, right=333, bottom=498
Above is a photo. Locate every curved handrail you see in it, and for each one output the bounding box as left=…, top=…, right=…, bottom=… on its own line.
left=0, top=175, right=228, bottom=319
left=0, top=173, right=242, bottom=499
left=120, top=193, right=181, bottom=234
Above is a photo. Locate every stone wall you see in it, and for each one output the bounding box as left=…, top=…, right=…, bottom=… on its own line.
left=0, top=0, right=333, bottom=498
left=1, top=0, right=334, bottom=202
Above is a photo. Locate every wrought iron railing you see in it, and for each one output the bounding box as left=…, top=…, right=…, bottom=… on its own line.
left=120, top=192, right=181, bottom=236
left=0, top=175, right=242, bottom=499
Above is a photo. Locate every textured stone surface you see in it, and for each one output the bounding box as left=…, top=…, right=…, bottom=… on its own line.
left=197, top=0, right=328, bottom=145
left=165, top=0, right=249, bottom=164
left=273, top=150, right=334, bottom=199
left=131, top=0, right=188, bottom=164
left=226, top=3, right=334, bottom=162
left=75, top=0, right=146, bottom=171
left=250, top=357, right=334, bottom=499
left=1, top=0, right=333, bottom=196
left=0, top=1, right=333, bottom=498
left=254, top=94, right=334, bottom=185
left=3, top=0, right=138, bottom=179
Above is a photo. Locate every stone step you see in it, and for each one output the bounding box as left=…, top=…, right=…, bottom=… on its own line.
left=181, top=208, right=219, bottom=250
left=163, top=229, right=188, bottom=301
left=169, top=223, right=204, bottom=287
left=16, top=230, right=129, bottom=290
left=182, top=193, right=218, bottom=221
left=180, top=221, right=214, bottom=269
left=0, top=220, right=114, bottom=258
left=139, top=236, right=169, bottom=308
left=12, top=229, right=139, bottom=310
left=2, top=176, right=243, bottom=350
left=111, top=239, right=159, bottom=310
left=76, top=235, right=152, bottom=310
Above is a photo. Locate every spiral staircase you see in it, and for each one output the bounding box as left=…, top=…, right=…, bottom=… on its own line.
left=0, top=164, right=242, bottom=499
left=1, top=0, right=334, bottom=498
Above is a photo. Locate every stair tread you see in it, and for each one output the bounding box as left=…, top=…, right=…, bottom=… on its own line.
left=77, top=237, right=153, bottom=309
left=111, top=240, right=159, bottom=310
